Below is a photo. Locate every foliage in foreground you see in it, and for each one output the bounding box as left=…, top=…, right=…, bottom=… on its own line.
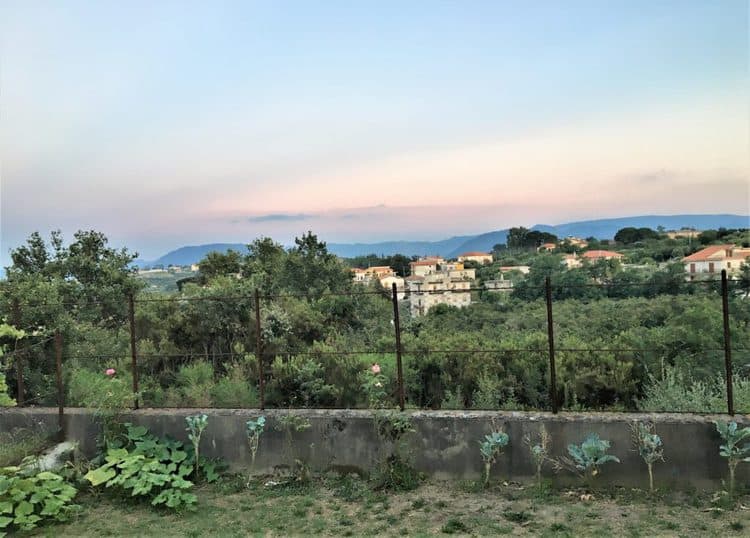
left=0, top=467, right=79, bottom=535
left=84, top=424, right=203, bottom=510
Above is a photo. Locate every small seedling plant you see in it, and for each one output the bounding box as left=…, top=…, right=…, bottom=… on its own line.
left=278, top=414, right=312, bottom=482
left=0, top=467, right=79, bottom=534
left=185, top=414, right=208, bottom=481
left=715, top=421, right=750, bottom=496
left=245, top=416, right=265, bottom=486
left=524, top=424, right=552, bottom=490
left=563, top=433, right=620, bottom=485
left=631, top=422, right=664, bottom=493
left=479, top=431, right=509, bottom=487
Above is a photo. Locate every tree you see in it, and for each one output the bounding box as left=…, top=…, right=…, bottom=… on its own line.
left=198, top=250, right=242, bottom=281
left=281, top=232, right=351, bottom=299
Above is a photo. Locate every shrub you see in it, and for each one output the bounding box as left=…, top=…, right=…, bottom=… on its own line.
left=84, top=424, right=198, bottom=510
left=0, top=467, right=79, bottom=533
left=67, top=367, right=133, bottom=446
left=639, top=367, right=750, bottom=413
left=210, top=363, right=258, bottom=408
left=715, top=421, right=750, bottom=496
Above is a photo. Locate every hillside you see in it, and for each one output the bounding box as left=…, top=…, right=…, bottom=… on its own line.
left=138, top=213, right=749, bottom=266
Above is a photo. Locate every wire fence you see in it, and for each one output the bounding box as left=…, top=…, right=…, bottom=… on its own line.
left=2, top=270, right=748, bottom=439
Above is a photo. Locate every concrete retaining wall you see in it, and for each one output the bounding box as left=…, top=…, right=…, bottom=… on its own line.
left=2, top=408, right=748, bottom=488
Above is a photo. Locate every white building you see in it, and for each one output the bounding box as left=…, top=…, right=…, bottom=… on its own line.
left=457, top=252, right=493, bottom=264
left=683, top=245, right=750, bottom=279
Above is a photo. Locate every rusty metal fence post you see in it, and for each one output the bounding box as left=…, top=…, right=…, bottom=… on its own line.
left=720, top=269, right=734, bottom=416
left=11, top=298, right=25, bottom=406
left=391, top=283, right=406, bottom=411
left=55, top=330, right=65, bottom=440
left=254, top=289, right=265, bottom=410
left=128, top=293, right=139, bottom=410
left=545, top=277, right=558, bottom=414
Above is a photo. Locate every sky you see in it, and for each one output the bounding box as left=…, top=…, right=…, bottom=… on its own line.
left=1, top=0, right=748, bottom=263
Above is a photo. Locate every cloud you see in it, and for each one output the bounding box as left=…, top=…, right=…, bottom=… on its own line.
left=246, top=213, right=313, bottom=223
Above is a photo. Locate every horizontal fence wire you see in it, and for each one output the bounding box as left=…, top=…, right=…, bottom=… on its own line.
left=3, top=277, right=744, bottom=308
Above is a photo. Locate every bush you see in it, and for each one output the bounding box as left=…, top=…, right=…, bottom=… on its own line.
left=210, top=363, right=258, bottom=408
left=639, top=367, right=750, bottom=413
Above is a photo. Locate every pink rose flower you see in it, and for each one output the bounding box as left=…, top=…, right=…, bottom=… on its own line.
left=105, top=368, right=116, bottom=376
left=371, top=364, right=381, bottom=374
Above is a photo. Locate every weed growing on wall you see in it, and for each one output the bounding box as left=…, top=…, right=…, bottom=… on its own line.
left=278, top=413, right=312, bottom=482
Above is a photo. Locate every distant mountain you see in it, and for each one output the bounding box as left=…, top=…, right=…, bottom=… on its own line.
left=138, top=214, right=749, bottom=266
left=142, top=243, right=246, bottom=267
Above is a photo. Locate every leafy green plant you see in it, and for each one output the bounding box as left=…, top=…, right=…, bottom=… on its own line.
left=715, top=421, right=750, bottom=496
left=84, top=424, right=198, bottom=510
left=524, top=424, right=552, bottom=489
left=631, top=422, right=664, bottom=492
left=185, top=414, right=208, bottom=480
left=562, top=433, right=620, bottom=483
left=0, top=466, right=79, bottom=534
left=479, top=430, right=509, bottom=487
left=245, top=416, right=265, bottom=486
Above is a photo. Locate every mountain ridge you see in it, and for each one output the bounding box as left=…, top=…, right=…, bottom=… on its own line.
left=138, top=213, right=749, bottom=267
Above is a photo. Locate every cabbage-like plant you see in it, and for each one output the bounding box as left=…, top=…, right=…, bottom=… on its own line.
left=564, top=433, right=620, bottom=483
left=631, top=422, right=663, bottom=492
left=185, top=414, right=208, bottom=480
left=479, top=431, right=509, bottom=487
left=715, top=421, right=750, bottom=496
left=245, top=416, right=265, bottom=486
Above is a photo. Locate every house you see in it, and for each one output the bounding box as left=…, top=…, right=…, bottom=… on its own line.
left=484, top=278, right=513, bottom=293
left=667, top=228, right=699, bottom=240
left=410, top=260, right=438, bottom=277
left=441, top=261, right=464, bottom=272
left=351, top=265, right=396, bottom=283
left=537, top=242, right=557, bottom=252
left=683, top=245, right=750, bottom=279
left=379, top=275, right=406, bottom=300
left=581, top=250, right=624, bottom=262
left=190, top=264, right=200, bottom=272
left=457, top=252, right=493, bottom=265
left=562, top=254, right=582, bottom=269
left=499, top=265, right=530, bottom=275
left=407, top=273, right=472, bottom=316
left=565, top=237, right=589, bottom=248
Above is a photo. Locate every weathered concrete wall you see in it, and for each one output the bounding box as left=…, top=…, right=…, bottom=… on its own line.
left=2, top=408, right=748, bottom=488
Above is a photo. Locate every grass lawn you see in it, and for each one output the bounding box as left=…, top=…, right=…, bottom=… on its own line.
left=28, top=474, right=750, bottom=537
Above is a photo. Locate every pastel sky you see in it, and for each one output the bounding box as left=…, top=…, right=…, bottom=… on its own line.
left=1, top=0, right=748, bottom=263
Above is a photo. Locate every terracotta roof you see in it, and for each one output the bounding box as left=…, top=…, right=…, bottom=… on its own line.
left=405, top=275, right=424, bottom=281
left=582, top=250, right=624, bottom=259
left=683, top=245, right=739, bottom=262
left=351, top=268, right=366, bottom=272
left=410, top=261, right=437, bottom=266
left=459, top=252, right=491, bottom=257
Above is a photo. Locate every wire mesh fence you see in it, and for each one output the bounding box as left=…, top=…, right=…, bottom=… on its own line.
left=2, top=271, right=748, bottom=432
